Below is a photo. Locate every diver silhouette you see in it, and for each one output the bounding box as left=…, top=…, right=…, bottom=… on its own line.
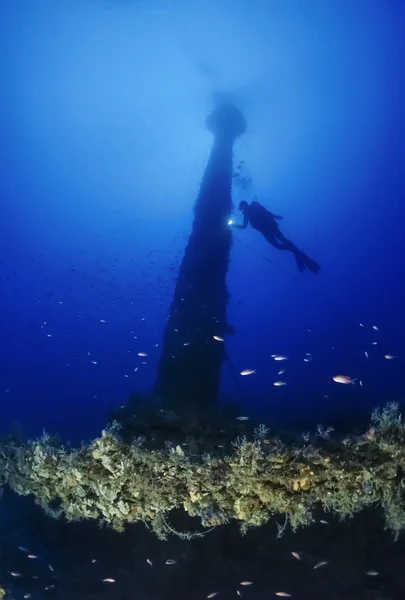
left=233, top=198, right=320, bottom=273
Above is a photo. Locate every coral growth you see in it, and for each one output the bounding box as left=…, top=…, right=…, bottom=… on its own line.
left=1, top=404, right=405, bottom=540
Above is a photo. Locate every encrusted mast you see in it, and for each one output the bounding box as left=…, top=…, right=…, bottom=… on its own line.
left=154, top=101, right=246, bottom=410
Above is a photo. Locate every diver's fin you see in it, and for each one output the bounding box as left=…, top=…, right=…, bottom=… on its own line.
left=302, top=253, right=321, bottom=273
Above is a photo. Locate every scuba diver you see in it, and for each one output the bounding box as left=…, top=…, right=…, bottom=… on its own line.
left=232, top=197, right=320, bottom=273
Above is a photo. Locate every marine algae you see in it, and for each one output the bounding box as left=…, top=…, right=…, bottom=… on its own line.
left=0, top=403, right=404, bottom=541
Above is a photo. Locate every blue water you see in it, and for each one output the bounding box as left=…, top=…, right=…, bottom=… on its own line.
left=2, top=1, right=404, bottom=599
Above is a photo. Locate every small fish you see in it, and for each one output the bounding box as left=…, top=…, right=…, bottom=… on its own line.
left=45, top=585, right=56, bottom=590
left=314, top=561, right=329, bottom=569
left=364, top=351, right=369, bottom=359
left=236, top=416, right=249, bottom=421
left=27, top=554, right=38, bottom=559
left=240, top=369, right=255, bottom=376
left=372, top=325, right=379, bottom=331
left=333, top=375, right=356, bottom=385
left=91, top=558, right=97, bottom=563
left=146, top=558, right=152, bottom=566
left=275, top=594, right=292, bottom=598
left=303, top=358, right=312, bottom=362
left=91, top=360, right=98, bottom=365
left=183, top=342, right=191, bottom=346
left=278, top=369, right=286, bottom=375
left=101, top=578, right=115, bottom=583
left=371, top=341, right=378, bottom=345
left=273, top=381, right=287, bottom=387
left=240, top=581, right=252, bottom=586
left=100, top=319, right=106, bottom=323
left=138, top=352, right=148, bottom=357
left=384, top=354, right=395, bottom=360
left=359, top=322, right=366, bottom=327
left=10, top=571, right=22, bottom=577
left=165, top=559, right=177, bottom=565
left=18, top=546, right=29, bottom=553
left=213, top=336, right=224, bottom=342
left=24, top=595, right=32, bottom=599
left=291, top=552, right=301, bottom=560
left=273, top=355, right=288, bottom=361
left=319, top=519, right=328, bottom=524
left=48, top=564, right=54, bottom=571
left=365, top=570, right=379, bottom=576
left=207, top=593, right=219, bottom=599
left=359, top=379, right=363, bottom=387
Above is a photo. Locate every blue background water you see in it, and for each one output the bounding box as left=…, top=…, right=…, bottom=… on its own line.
left=2, top=2, right=405, bottom=599
left=3, top=0, right=404, bottom=443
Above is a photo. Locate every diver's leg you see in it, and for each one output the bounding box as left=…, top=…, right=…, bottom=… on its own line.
left=274, top=231, right=299, bottom=252
left=273, top=231, right=306, bottom=271
left=263, top=234, right=284, bottom=249
left=263, top=231, right=305, bottom=271
left=275, top=232, right=320, bottom=273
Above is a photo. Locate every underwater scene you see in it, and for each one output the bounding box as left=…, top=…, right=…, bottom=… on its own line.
left=2, top=1, right=405, bottom=599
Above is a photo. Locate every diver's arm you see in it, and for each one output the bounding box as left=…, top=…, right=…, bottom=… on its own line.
left=270, top=212, right=283, bottom=220
left=233, top=213, right=248, bottom=229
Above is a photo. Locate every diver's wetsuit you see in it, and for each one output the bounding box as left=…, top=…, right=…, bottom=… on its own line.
left=235, top=201, right=320, bottom=273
